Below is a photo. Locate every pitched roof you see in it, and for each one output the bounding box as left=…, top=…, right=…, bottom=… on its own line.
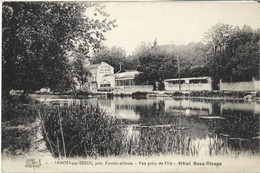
left=115, top=71, right=140, bottom=79
left=85, top=62, right=114, bottom=69
left=164, top=76, right=211, bottom=82
left=103, top=74, right=115, bottom=77
left=86, top=63, right=101, bottom=69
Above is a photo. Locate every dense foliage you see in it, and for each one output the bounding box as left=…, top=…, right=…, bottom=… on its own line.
left=135, top=44, right=178, bottom=89
left=91, top=46, right=129, bottom=73
left=2, top=2, right=116, bottom=96
left=204, top=24, right=259, bottom=88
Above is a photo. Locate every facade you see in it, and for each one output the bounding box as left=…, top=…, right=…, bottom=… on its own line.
left=114, top=71, right=153, bottom=93
left=164, top=77, right=212, bottom=91
left=219, top=78, right=260, bottom=91
left=86, top=62, right=114, bottom=91
left=115, top=71, right=139, bottom=87
left=98, top=74, right=115, bottom=91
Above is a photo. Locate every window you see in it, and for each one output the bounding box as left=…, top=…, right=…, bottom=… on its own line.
left=170, top=80, right=185, bottom=84
left=190, top=79, right=208, bottom=84
left=101, top=83, right=111, bottom=87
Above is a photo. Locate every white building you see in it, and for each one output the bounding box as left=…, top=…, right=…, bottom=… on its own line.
left=86, top=62, right=114, bottom=91
left=113, top=71, right=153, bottom=93
left=164, top=77, right=212, bottom=91
left=115, top=71, right=140, bottom=87
left=85, top=63, right=153, bottom=93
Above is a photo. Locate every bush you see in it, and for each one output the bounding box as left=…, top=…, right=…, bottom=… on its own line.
left=2, top=129, right=33, bottom=155
left=132, top=92, right=148, bottom=96
left=172, top=92, right=184, bottom=96
left=256, top=91, right=260, bottom=97
left=75, top=90, right=89, bottom=96
left=132, top=92, right=148, bottom=99
left=2, top=96, right=38, bottom=126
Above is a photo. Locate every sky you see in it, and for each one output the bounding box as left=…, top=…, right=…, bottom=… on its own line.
left=100, top=2, right=260, bottom=55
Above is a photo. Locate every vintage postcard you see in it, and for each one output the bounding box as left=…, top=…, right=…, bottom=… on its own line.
left=1, top=1, right=260, bottom=172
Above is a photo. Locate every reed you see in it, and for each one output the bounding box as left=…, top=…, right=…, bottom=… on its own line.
left=39, top=104, right=123, bottom=158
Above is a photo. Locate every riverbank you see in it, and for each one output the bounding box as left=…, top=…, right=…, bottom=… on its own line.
left=29, top=90, right=260, bottom=101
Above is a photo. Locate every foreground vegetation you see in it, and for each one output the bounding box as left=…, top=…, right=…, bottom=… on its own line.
left=38, top=104, right=199, bottom=158
left=2, top=96, right=39, bottom=155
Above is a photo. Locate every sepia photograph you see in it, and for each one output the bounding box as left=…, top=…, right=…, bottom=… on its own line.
left=1, top=1, right=260, bottom=172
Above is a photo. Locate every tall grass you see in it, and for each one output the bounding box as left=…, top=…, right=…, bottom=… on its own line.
left=120, top=127, right=200, bottom=156
left=38, top=105, right=123, bottom=158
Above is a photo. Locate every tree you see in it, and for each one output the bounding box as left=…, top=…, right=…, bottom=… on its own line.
left=159, top=42, right=208, bottom=78
left=204, top=23, right=259, bottom=89
left=135, top=45, right=178, bottom=90
left=132, top=42, right=152, bottom=56
left=91, top=46, right=127, bottom=72
left=2, top=2, right=116, bottom=97
left=73, top=59, right=91, bottom=91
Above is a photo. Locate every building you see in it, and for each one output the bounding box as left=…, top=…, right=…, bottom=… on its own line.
left=85, top=63, right=153, bottom=93
left=164, top=77, right=212, bottom=91
left=219, top=78, right=260, bottom=92
left=86, top=62, right=114, bottom=91
left=115, top=71, right=139, bottom=87
left=114, top=71, right=153, bottom=93
left=98, top=74, right=115, bottom=91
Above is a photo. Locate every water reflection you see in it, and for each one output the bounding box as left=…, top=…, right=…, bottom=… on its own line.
left=38, top=96, right=260, bottom=156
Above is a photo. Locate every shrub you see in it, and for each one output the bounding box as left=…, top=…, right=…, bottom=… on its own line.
left=75, top=90, right=89, bottom=96
left=2, top=96, right=38, bottom=126
left=172, top=92, right=184, bottom=96
left=2, top=129, right=33, bottom=155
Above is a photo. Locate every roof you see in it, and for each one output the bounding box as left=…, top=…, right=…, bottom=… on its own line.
left=86, top=63, right=101, bottom=69
left=115, top=71, right=140, bottom=79
left=85, top=62, right=114, bottom=69
left=103, top=74, right=115, bottom=77
left=164, top=76, right=211, bottom=82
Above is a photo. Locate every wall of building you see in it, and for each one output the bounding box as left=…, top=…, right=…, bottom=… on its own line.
left=113, top=85, right=153, bottom=94
left=219, top=80, right=255, bottom=91
left=96, top=62, right=114, bottom=88
left=86, top=62, right=114, bottom=91
left=99, top=75, right=115, bottom=91
left=164, top=77, right=212, bottom=91
left=165, top=83, right=212, bottom=91
left=253, top=80, right=260, bottom=91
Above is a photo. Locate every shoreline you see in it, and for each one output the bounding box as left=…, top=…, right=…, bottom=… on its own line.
left=29, top=93, right=259, bottom=101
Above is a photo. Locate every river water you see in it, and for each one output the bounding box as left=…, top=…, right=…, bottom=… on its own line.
left=36, top=96, right=260, bottom=157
